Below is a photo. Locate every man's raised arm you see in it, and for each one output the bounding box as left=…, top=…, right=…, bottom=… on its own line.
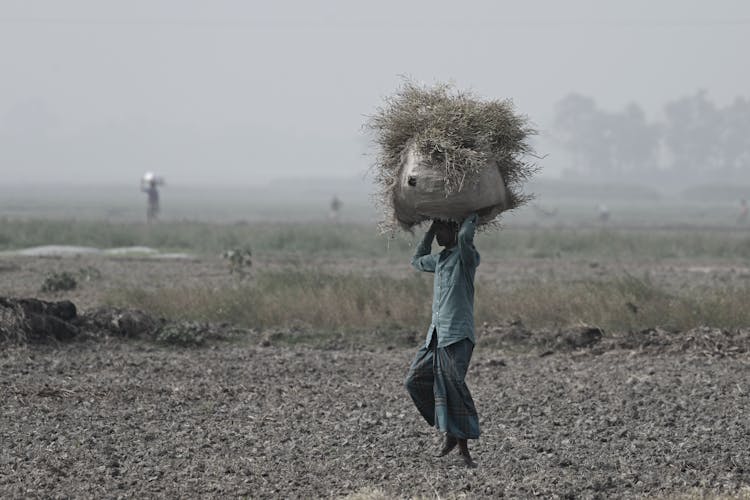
left=411, top=224, right=438, bottom=273
left=457, top=213, right=479, bottom=267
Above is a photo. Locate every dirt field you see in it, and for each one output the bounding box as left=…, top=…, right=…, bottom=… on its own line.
left=2, top=252, right=750, bottom=498
left=2, top=333, right=750, bottom=499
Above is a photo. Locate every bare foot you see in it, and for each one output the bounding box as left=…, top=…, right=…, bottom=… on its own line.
left=436, top=434, right=457, bottom=457
left=458, top=439, right=477, bottom=468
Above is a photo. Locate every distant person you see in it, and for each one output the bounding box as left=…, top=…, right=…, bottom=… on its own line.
left=597, top=204, right=610, bottom=224
left=329, top=195, right=342, bottom=222
left=738, top=199, right=748, bottom=225
left=531, top=203, right=558, bottom=219
left=405, top=214, right=481, bottom=467
left=140, top=172, right=162, bottom=223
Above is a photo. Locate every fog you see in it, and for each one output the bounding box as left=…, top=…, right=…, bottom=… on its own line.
left=1, top=0, right=749, bottom=189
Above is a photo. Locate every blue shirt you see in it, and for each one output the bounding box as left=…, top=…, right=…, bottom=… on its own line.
left=411, top=214, right=480, bottom=348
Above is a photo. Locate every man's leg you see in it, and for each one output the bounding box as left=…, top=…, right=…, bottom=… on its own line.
left=404, top=337, right=437, bottom=427
left=433, top=339, right=479, bottom=466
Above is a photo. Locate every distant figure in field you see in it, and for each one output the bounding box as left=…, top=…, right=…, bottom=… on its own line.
left=140, top=172, right=163, bottom=223
left=329, top=195, right=342, bottom=222
left=405, top=214, right=480, bottom=467
left=531, top=203, right=558, bottom=219
left=738, top=199, right=749, bottom=225
left=597, top=204, right=610, bottom=224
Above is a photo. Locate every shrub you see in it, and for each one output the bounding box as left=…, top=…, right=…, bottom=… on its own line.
left=40, top=272, right=78, bottom=292
left=156, top=323, right=206, bottom=347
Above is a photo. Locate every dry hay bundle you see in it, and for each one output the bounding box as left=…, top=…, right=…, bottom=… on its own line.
left=366, top=81, right=537, bottom=230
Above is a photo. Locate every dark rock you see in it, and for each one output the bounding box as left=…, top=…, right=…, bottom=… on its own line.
left=560, top=326, right=604, bottom=349
left=0, top=297, right=79, bottom=342
left=1, top=297, right=77, bottom=321
left=78, top=307, right=162, bottom=339
left=25, top=313, right=79, bottom=341
left=486, top=358, right=507, bottom=367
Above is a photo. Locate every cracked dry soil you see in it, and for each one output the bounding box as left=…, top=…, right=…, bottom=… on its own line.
left=2, top=336, right=749, bottom=499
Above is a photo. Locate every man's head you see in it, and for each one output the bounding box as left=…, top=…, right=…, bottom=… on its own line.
left=433, top=220, right=459, bottom=247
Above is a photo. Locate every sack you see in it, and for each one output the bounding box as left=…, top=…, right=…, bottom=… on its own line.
left=392, top=142, right=510, bottom=227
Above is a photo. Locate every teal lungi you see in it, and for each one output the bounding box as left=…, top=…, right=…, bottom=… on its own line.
left=404, top=335, right=480, bottom=439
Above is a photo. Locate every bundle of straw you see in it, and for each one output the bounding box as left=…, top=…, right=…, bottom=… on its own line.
left=366, top=80, right=537, bottom=230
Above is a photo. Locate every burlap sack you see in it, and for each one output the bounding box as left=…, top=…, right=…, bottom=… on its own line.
left=392, top=142, right=510, bottom=227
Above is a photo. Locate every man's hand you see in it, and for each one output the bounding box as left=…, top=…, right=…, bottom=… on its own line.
left=464, top=213, right=479, bottom=225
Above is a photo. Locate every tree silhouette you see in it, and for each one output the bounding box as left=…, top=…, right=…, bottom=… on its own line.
left=555, top=90, right=750, bottom=181
left=554, top=93, right=611, bottom=174
left=554, top=94, right=659, bottom=177
left=663, top=90, right=722, bottom=173
left=719, top=97, right=750, bottom=173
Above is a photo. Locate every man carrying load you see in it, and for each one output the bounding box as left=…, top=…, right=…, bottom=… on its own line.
left=366, top=80, right=538, bottom=468
left=405, top=214, right=480, bottom=467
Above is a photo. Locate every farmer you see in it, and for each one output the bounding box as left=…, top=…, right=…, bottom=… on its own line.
left=597, top=204, right=610, bottom=224
left=330, top=194, right=342, bottom=222
left=140, top=174, right=160, bottom=223
left=405, top=213, right=480, bottom=467
left=738, top=199, right=748, bottom=225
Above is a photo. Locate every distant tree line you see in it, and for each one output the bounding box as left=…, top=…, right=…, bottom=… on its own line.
left=554, top=91, right=750, bottom=182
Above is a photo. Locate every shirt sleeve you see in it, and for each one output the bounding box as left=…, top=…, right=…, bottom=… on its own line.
left=457, top=213, right=479, bottom=268
left=411, top=228, right=437, bottom=273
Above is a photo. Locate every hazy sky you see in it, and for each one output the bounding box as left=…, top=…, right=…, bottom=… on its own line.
left=1, top=0, right=748, bottom=186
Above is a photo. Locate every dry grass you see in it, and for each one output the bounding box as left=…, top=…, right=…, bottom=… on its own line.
left=340, top=488, right=470, bottom=500
left=106, top=271, right=750, bottom=342
left=0, top=302, right=28, bottom=344
left=365, top=80, right=537, bottom=230
left=107, top=271, right=432, bottom=333
left=339, top=488, right=392, bottom=500
left=477, top=274, right=750, bottom=332
left=658, top=487, right=750, bottom=499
